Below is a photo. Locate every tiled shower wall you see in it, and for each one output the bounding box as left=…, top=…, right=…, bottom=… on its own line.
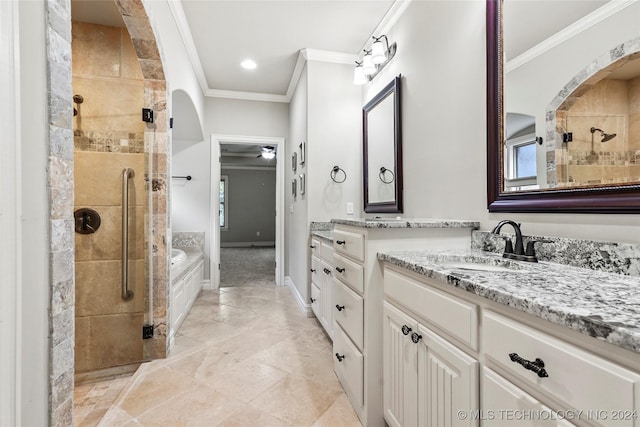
left=46, top=0, right=169, bottom=424
left=72, top=20, right=147, bottom=375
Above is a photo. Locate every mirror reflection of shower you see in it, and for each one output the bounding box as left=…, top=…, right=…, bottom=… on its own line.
left=588, top=126, right=617, bottom=163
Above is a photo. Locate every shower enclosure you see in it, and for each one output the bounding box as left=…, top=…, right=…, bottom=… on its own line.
left=72, top=19, right=151, bottom=380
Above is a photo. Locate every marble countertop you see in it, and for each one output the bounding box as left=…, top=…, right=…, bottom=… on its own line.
left=311, top=230, right=333, bottom=241
left=171, top=247, right=204, bottom=283
left=378, top=249, right=640, bottom=355
left=331, top=217, right=480, bottom=229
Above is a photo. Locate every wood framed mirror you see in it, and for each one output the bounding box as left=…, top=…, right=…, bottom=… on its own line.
left=487, top=0, right=640, bottom=213
left=363, top=75, right=403, bottom=213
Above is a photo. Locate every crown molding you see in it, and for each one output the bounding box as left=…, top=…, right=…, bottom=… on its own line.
left=506, top=0, right=637, bottom=73
left=167, top=0, right=210, bottom=96
left=359, top=0, right=412, bottom=53
left=207, top=89, right=289, bottom=103
left=169, top=0, right=411, bottom=103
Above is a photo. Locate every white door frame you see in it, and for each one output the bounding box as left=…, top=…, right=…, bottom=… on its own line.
left=1, top=1, right=20, bottom=424
left=210, top=134, right=285, bottom=288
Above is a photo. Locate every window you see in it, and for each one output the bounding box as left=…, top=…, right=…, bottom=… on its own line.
left=219, top=175, right=228, bottom=230
left=504, top=135, right=538, bottom=189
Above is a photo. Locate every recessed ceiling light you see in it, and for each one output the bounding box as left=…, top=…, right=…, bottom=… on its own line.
left=241, top=59, right=257, bottom=70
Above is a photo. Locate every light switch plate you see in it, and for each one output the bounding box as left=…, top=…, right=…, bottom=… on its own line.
left=347, top=202, right=354, bottom=215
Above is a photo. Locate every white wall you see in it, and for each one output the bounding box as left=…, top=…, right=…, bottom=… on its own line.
left=287, top=60, right=362, bottom=304
left=172, top=98, right=289, bottom=280
left=143, top=0, right=205, bottom=137
left=307, top=60, right=362, bottom=219
left=364, top=0, right=640, bottom=243
left=287, top=65, right=309, bottom=299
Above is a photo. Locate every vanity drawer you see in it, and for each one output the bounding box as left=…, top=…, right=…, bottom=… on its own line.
left=333, top=323, right=364, bottom=409
left=310, top=282, right=321, bottom=319
left=483, top=310, right=640, bottom=426
left=310, top=255, right=320, bottom=282
left=333, top=229, right=365, bottom=262
left=384, top=268, right=478, bottom=350
left=333, top=278, right=364, bottom=351
left=310, top=238, right=321, bottom=256
left=333, top=253, right=364, bottom=294
left=320, top=241, right=334, bottom=262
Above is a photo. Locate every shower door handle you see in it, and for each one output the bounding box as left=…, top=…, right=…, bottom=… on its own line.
left=122, top=168, right=135, bottom=301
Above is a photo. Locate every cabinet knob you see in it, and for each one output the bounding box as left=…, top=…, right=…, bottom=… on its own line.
left=310, top=245, right=316, bottom=249
left=335, top=267, right=345, bottom=273
left=310, top=268, right=316, bottom=273
left=335, top=352, right=345, bottom=362
left=509, top=353, right=549, bottom=378
left=336, top=240, right=346, bottom=245
left=335, top=304, right=345, bottom=312
left=310, top=297, right=316, bottom=303
left=401, top=325, right=412, bottom=335
left=323, top=268, right=331, bottom=275
left=411, top=332, right=422, bottom=343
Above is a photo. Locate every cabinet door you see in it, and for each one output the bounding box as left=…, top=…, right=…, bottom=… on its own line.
left=482, top=367, right=576, bottom=427
left=311, top=282, right=321, bottom=320
left=321, top=259, right=333, bottom=338
left=383, top=302, right=418, bottom=427
left=417, top=325, right=479, bottom=427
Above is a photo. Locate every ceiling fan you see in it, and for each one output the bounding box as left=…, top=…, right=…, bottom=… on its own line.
left=258, top=146, right=276, bottom=159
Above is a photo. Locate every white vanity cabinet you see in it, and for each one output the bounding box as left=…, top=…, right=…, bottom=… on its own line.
left=331, top=222, right=475, bottom=427
left=310, top=238, right=334, bottom=338
left=383, top=270, right=479, bottom=427
left=382, top=263, right=640, bottom=427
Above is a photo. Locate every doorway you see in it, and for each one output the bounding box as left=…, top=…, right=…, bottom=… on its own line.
left=211, top=135, right=285, bottom=289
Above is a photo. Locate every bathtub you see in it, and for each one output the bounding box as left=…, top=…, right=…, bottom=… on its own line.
left=171, top=248, right=187, bottom=265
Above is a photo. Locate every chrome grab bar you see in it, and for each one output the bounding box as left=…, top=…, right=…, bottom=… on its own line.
left=122, top=168, right=135, bottom=301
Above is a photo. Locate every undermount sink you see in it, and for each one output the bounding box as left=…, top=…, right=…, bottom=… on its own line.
left=441, top=261, right=523, bottom=273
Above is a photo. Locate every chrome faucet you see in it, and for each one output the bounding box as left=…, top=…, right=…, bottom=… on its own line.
left=491, top=220, right=551, bottom=263
left=491, top=220, right=525, bottom=260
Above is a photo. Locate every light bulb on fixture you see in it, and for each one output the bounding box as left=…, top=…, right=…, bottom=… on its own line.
left=371, top=36, right=387, bottom=64
left=362, top=51, right=376, bottom=76
left=353, top=61, right=367, bottom=85
left=262, top=151, right=275, bottom=160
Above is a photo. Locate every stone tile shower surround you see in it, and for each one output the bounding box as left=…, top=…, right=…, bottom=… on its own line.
left=46, top=0, right=170, bottom=424
left=73, top=20, right=147, bottom=376
left=472, top=230, right=640, bottom=276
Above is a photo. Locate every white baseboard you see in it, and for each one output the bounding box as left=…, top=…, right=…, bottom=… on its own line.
left=202, top=279, right=214, bottom=290
left=285, top=276, right=314, bottom=317
left=220, top=241, right=275, bottom=248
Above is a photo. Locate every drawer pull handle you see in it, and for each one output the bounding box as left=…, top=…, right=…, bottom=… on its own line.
left=335, top=267, right=345, bottom=273
left=411, top=332, right=422, bottom=343
left=335, top=353, right=345, bottom=362
left=336, top=240, right=346, bottom=245
left=401, top=325, right=412, bottom=335
left=310, top=297, right=316, bottom=303
left=310, top=245, right=316, bottom=249
left=335, top=304, right=345, bottom=311
left=509, top=353, right=549, bottom=378
left=310, top=268, right=316, bottom=273
left=323, top=268, right=331, bottom=275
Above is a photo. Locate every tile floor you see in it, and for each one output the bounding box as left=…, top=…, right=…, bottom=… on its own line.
left=76, top=282, right=361, bottom=426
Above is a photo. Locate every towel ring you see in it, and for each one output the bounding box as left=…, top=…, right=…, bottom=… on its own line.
left=379, top=167, right=394, bottom=184
left=330, top=166, right=346, bottom=183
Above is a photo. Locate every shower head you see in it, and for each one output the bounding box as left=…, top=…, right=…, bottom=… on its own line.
left=590, top=127, right=617, bottom=143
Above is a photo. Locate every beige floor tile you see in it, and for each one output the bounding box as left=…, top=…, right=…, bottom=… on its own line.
left=84, top=278, right=361, bottom=427
left=250, top=375, right=343, bottom=426
left=116, top=366, right=200, bottom=418
left=134, top=384, right=247, bottom=427
left=204, top=358, right=288, bottom=402
left=312, top=393, right=362, bottom=427
left=214, top=404, right=292, bottom=427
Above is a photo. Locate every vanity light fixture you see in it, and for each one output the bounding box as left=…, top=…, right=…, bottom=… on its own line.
left=353, top=35, right=397, bottom=85
left=353, top=61, right=367, bottom=85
